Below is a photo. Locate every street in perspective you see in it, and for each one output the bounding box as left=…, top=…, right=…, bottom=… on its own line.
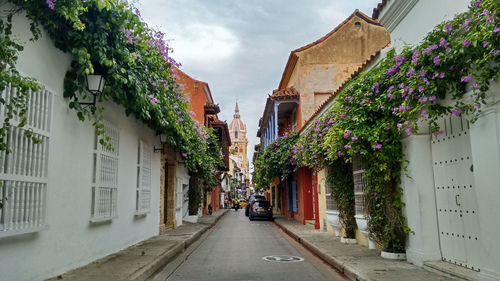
left=0, top=0, right=499, bottom=280
left=158, top=210, right=347, bottom=281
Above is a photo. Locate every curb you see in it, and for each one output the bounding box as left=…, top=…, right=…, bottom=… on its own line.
left=134, top=210, right=229, bottom=281
left=129, top=241, right=185, bottom=281
left=274, top=219, right=367, bottom=281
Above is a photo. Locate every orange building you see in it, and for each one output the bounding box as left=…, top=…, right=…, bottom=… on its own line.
left=175, top=69, right=231, bottom=215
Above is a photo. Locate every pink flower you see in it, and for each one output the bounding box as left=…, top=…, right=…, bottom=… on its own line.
left=375, top=144, right=382, bottom=150
left=182, top=153, right=187, bottom=158
left=461, top=75, right=473, bottom=82
left=422, top=109, right=427, bottom=118
left=473, top=83, right=481, bottom=89
left=351, top=136, right=358, bottom=141
left=429, top=96, right=436, bottom=101
left=462, top=40, right=470, bottom=48
left=483, top=41, right=489, bottom=48
left=46, top=0, right=56, bottom=10
left=445, top=24, right=453, bottom=33
left=433, top=56, right=440, bottom=65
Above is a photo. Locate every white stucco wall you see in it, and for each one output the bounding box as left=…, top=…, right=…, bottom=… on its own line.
left=176, top=162, right=190, bottom=226
left=379, top=0, right=470, bottom=52
left=0, top=10, right=162, bottom=281
left=378, top=2, right=500, bottom=279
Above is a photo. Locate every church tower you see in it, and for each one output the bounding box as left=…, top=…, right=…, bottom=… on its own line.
left=228, top=102, right=249, bottom=186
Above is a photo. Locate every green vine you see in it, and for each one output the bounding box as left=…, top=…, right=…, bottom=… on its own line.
left=1, top=0, right=225, bottom=184
left=325, top=159, right=357, bottom=238
left=263, top=0, right=498, bottom=252
left=252, top=132, right=298, bottom=191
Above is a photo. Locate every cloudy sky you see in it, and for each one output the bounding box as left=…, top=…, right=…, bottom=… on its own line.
left=137, top=0, right=380, bottom=173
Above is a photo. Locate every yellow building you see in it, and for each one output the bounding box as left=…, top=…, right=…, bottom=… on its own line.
left=228, top=102, right=249, bottom=193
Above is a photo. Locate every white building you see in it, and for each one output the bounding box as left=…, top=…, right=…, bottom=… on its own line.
left=0, top=9, right=189, bottom=281
left=374, top=0, right=500, bottom=280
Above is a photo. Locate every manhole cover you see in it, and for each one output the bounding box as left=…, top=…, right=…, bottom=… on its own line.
left=262, top=255, right=304, bottom=262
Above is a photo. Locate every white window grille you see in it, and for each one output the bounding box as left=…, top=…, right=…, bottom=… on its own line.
left=90, top=122, right=119, bottom=222
left=135, top=140, right=151, bottom=215
left=0, top=87, right=52, bottom=237
left=352, top=155, right=367, bottom=216
left=325, top=179, right=338, bottom=211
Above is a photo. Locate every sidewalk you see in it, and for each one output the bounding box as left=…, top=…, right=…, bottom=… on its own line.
left=49, top=209, right=228, bottom=281
left=273, top=215, right=455, bottom=281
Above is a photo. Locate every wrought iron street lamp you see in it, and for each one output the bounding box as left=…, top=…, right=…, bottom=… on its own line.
left=79, top=74, right=105, bottom=107
left=154, top=134, right=167, bottom=153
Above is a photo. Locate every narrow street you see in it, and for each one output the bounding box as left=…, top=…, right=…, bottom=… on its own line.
left=158, top=210, right=348, bottom=281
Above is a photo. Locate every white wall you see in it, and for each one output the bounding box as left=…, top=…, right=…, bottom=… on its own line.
left=379, top=0, right=470, bottom=52
left=379, top=1, right=500, bottom=279
left=176, top=162, right=189, bottom=226
left=0, top=9, right=162, bottom=281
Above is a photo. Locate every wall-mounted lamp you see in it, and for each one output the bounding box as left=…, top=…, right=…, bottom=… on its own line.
left=79, top=74, right=105, bottom=108
left=154, top=134, right=167, bottom=153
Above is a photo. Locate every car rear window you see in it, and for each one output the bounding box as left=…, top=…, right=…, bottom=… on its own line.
left=254, top=201, right=270, bottom=207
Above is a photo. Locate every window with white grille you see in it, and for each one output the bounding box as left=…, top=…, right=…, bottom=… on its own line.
left=352, top=155, right=367, bottom=216
left=0, top=87, right=52, bottom=237
left=135, top=140, right=151, bottom=215
left=90, top=122, right=119, bottom=222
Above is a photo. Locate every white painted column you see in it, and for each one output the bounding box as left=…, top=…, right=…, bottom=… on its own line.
left=401, top=134, right=442, bottom=265
left=469, top=106, right=500, bottom=281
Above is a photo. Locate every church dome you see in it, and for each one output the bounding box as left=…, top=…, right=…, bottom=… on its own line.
left=228, top=102, right=246, bottom=132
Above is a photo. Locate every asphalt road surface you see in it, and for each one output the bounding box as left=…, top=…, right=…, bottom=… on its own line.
left=156, top=209, right=349, bottom=281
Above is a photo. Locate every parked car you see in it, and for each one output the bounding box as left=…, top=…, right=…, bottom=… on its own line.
left=245, top=194, right=266, bottom=216
left=249, top=200, right=273, bottom=221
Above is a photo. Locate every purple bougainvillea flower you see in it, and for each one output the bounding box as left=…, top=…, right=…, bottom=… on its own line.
left=461, top=75, right=473, bottom=82
left=433, top=56, right=440, bottom=65
left=433, top=130, right=444, bottom=137
left=397, top=123, right=402, bottom=129
left=351, top=136, right=358, bottom=141
left=422, top=109, right=427, bottom=118
left=462, top=40, right=470, bottom=48
left=494, top=27, right=500, bottom=33
left=375, top=144, right=382, bottom=149
left=178, top=118, right=183, bottom=122
left=473, top=83, right=481, bottom=89
left=46, top=0, right=56, bottom=10
left=440, top=73, right=445, bottom=79
left=429, top=96, right=436, bottom=101
left=494, top=50, right=499, bottom=56
left=405, top=127, right=413, bottom=135
left=475, top=1, right=482, bottom=8
left=182, top=153, right=187, bottom=158
left=445, top=24, right=453, bottom=33
left=406, top=69, right=416, bottom=77
left=483, top=41, right=489, bottom=48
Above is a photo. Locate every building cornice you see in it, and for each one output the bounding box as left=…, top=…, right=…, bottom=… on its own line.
left=378, top=0, right=419, bottom=33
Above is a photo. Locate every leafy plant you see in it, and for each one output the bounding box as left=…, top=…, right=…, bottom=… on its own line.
left=325, top=159, right=357, bottom=238
left=1, top=0, right=225, bottom=185
left=291, top=0, right=498, bottom=252
left=253, top=132, right=298, bottom=191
